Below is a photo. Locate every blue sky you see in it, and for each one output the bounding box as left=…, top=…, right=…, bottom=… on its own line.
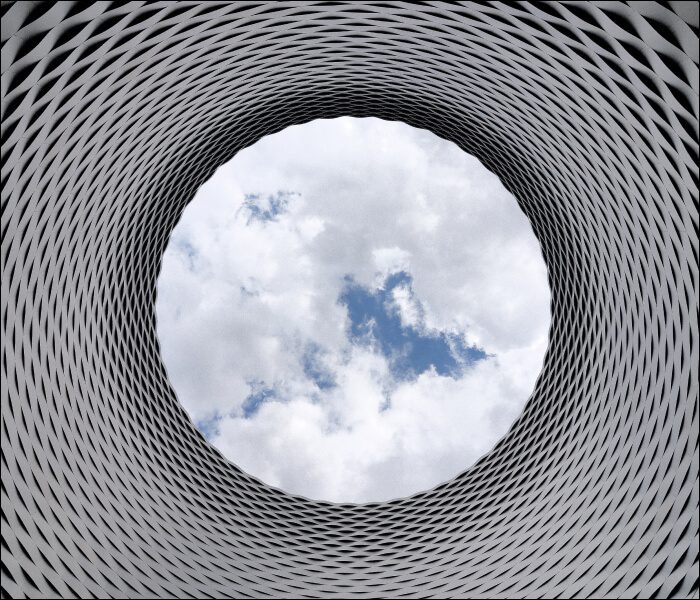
left=156, top=117, right=550, bottom=503
left=240, top=191, right=293, bottom=224
left=341, top=271, right=488, bottom=382
left=223, top=268, right=490, bottom=425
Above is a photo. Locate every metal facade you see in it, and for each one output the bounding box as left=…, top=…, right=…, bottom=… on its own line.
left=2, top=2, right=698, bottom=598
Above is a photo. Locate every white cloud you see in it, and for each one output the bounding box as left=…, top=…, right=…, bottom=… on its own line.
left=156, top=117, right=550, bottom=503
left=390, top=282, right=421, bottom=330
left=372, top=247, right=412, bottom=279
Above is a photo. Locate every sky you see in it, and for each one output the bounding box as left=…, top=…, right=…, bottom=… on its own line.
left=156, top=117, right=550, bottom=503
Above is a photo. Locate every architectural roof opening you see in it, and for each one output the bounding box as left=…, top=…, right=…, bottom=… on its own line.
left=156, top=117, right=550, bottom=503
left=4, top=3, right=696, bottom=596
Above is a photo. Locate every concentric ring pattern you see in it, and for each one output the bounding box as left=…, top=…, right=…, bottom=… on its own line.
left=2, top=1, right=698, bottom=598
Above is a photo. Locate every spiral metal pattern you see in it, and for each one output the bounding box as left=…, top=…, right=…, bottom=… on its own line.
left=2, top=1, right=698, bottom=598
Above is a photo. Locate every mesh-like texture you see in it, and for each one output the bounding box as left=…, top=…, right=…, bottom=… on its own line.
left=1, top=1, right=698, bottom=598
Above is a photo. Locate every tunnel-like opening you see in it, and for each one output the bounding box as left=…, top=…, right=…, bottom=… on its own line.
left=2, top=3, right=696, bottom=598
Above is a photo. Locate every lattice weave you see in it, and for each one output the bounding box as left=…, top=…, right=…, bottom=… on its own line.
left=2, top=2, right=698, bottom=598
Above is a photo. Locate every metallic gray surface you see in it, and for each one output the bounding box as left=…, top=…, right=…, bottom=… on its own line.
left=1, top=1, right=698, bottom=598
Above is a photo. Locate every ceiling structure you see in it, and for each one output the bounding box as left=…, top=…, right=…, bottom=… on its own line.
left=2, top=2, right=698, bottom=598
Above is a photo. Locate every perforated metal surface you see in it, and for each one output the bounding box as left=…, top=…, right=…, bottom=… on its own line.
left=1, top=1, right=698, bottom=598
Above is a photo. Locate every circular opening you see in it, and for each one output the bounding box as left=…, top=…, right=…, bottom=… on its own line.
left=156, top=117, right=550, bottom=503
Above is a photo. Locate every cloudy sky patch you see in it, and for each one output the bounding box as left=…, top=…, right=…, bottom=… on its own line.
left=156, top=117, right=550, bottom=503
